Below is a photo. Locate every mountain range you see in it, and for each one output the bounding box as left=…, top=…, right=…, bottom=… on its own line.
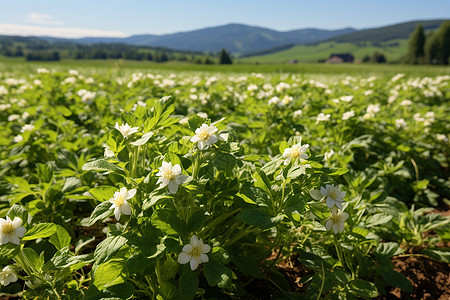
left=6, top=19, right=447, bottom=57
left=40, top=24, right=356, bottom=54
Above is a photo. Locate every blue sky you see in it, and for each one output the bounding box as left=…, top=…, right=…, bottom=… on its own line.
left=0, top=0, right=449, bottom=38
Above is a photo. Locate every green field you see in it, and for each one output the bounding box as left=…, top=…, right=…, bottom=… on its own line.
left=240, top=40, right=408, bottom=63
left=1, top=56, right=449, bottom=77
left=0, top=58, right=449, bottom=299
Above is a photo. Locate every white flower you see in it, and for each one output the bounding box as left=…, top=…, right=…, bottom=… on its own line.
left=364, top=104, right=380, bottom=119
left=400, top=99, right=412, bottom=106
left=342, top=110, right=355, bottom=120
left=103, top=144, right=114, bottom=157
left=115, top=122, right=139, bottom=139
left=190, top=124, right=218, bottom=150
left=339, top=95, right=353, bottom=102
left=109, top=187, right=135, bottom=221
left=13, top=135, right=23, bottom=143
left=0, top=86, right=8, bottom=96
left=156, top=161, right=189, bottom=194
left=325, top=209, right=349, bottom=234
left=282, top=140, right=309, bottom=165
left=0, top=217, right=26, bottom=245
left=177, top=235, right=211, bottom=271
left=293, top=110, right=303, bottom=118
left=324, top=149, right=335, bottom=161
left=395, top=119, right=407, bottom=129
left=268, top=96, right=280, bottom=105
left=0, top=104, right=11, bottom=111
left=37, top=68, right=49, bottom=74
left=316, top=113, right=331, bottom=122
left=310, top=184, right=346, bottom=210
left=68, top=69, right=79, bottom=76
left=8, top=114, right=20, bottom=121
left=0, top=266, right=18, bottom=286
left=20, top=124, right=34, bottom=133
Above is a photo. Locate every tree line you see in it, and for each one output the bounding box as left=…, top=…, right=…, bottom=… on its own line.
left=408, top=21, right=450, bottom=64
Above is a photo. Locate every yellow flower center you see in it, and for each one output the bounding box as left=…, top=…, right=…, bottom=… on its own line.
left=291, top=147, right=300, bottom=158
left=161, top=166, right=176, bottom=179
left=190, top=247, right=201, bottom=257
left=330, top=214, right=341, bottom=222
left=112, top=194, right=125, bottom=207
left=329, top=190, right=338, bottom=200
left=197, top=128, right=209, bottom=140
left=1, top=221, right=15, bottom=235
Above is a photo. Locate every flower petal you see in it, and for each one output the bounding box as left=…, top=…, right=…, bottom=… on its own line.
left=325, top=219, right=332, bottom=231
left=176, top=175, right=189, bottom=185
left=120, top=203, right=131, bottom=215
left=201, top=244, right=211, bottom=254
left=114, top=207, right=121, bottom=221
left=178, top=252, right=191, bottom=265
left=126, top=189, right=136, bottom=199
left=199, top=253, right=209, bottom=263
left=182, top=244, right=193, bottom=253
left=310, top=190, right=323, bottom=200
left=14, top=226, right=26, bottom=238
left=190, top=135, right=200, bottom=143
left=190, top=258, right=200, bottom=270
left=11, top=217, right=22, bottom=228
left=168, top=181, right=179, bottom=194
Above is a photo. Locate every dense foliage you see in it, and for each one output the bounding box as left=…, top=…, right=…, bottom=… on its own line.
left=0, top=67, right=449, bottom=299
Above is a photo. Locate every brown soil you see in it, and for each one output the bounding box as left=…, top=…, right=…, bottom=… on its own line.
left=379, top=255, right=450, bottom=300
left=247, top=253, right=450, bottom=299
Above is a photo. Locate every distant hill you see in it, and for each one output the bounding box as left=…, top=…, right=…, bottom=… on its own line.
left=322, top=19, right=446, bottom=43
left=241, top=19, right=447, bottom=63
left=66, top=23, right=356, bottom=54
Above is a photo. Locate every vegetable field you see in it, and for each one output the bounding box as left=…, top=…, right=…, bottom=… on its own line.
left=0, top=65, right=449, bottom=299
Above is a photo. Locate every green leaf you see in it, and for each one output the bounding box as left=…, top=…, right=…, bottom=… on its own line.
left=89, top=186, right=117, bottom=202
left=326, top=168, right=349, bottom=176
left=178, top=269, right=199, bottom=300
left=94, top=235, right=128, bottom=264
left=89, top=202, right=113, bottom=225
left=23, top=223, right=57, bottom=241
left=212, top=152, right=237, bottom=172
left=188, top=115, right=206, bottom=132
left=260, top=158, right=284, bottom=176
left=376, top=242, right=404, bottom=258
left=376, top=265, right=412, bottom=292
left=23, top=248, right=44, bottom=271
left=49, top=225, right=71, bottom=250
left=203, top=261, right=232, bottom=288
left=0, top=244, right=20, bottom=264
left=37, top=163, right=53, bottom=183
left=210, top=247, right=230, bottom=265
left=237, top=209, right=284, bottom=230
left=82, top=159, right=126, bottom=175
left=230, top=255, right=263, bottom=279
left=422, top=249, right=450, bottom=263
left=6, top=204, right=28, bottom=225
left=151, top=209, right=187, bottom=236
left=142, top=194, right=172, bottom=210
left=93, top=258, right=126, bottom=289
left=130, top=131, right=154, bottom=146
left=347, top=279, right=378, bottom=298
left=254, top=170, right=272, bottom=197
left=365, top=213, right=393, bottom=227
left=187, top=210, right=208, bottom=233
left=287, top=165, right=308, bottom=180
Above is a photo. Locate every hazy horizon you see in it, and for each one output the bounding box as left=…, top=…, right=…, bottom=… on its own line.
left=0, top=0, right=449, bottom=38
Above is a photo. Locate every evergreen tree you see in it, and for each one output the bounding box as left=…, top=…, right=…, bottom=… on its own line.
left=408, top=24, right=425, bottom=64
left=435, top=21, right=450, bottom=65
left=218, top=48, right=232, bottom=64
left=425, top=32, right=439, bottom=64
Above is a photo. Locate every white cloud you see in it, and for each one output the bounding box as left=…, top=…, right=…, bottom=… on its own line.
left=0, top=24, right=127, bottom=38
left=25, top=13, right=63, bottom=25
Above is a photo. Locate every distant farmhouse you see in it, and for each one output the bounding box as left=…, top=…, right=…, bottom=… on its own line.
left=326, top=53, right=354, bottom=63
